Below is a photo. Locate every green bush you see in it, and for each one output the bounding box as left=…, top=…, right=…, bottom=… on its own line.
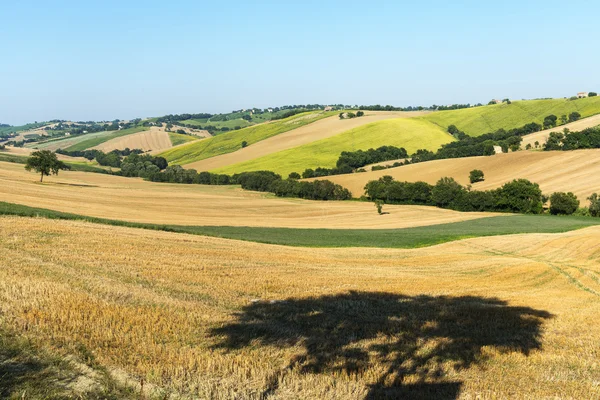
left=469, top=169, right=485, bottom=183
left=549, top=192, right=580, bottom=215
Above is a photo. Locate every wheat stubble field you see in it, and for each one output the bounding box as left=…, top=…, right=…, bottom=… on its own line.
left=1, top=216, right=599, bottom=398
left=0, top=161, right=496, bottom=229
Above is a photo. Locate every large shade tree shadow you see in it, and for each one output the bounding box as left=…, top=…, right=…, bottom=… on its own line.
left=211, top=291, right=552, bottom=399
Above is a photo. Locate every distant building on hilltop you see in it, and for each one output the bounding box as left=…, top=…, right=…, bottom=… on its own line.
left=324, top=106, right=334, bottom=111
left=490, top=99, right=502, bottom=105
left=577, top=92, right=589, bottom=98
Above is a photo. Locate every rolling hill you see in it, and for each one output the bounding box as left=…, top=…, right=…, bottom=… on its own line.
left=211, top=117, right=454, bottom=177
left=322, top=149, right=600, bottom=201
left=183, top=111, right=424, bottom=172
left=422, top=96, right=600, bottom=136
left=159, top=111, right=337, bottom=166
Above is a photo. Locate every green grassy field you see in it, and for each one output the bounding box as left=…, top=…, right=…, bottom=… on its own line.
left=3, top=201, right=598, bottom=249
left=423, top=97, right=600, bottom=136
left=168, top=132, right=199, bottom=146
left=212, top=118, right=454, bottom=176
left=160, top=111, right=337, bottom=165
left=64, top=127, right=148, bottom=152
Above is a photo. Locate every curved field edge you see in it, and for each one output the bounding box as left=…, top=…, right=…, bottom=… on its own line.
left=159, top=111, right=338, bottom=165
left=2, top=201, right=598, bottom=249
left=422, top=97, right=600, bottom=136
left=212, top=118, right=454, bottom=176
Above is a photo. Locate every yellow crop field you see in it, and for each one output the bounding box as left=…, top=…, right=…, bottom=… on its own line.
left=1, top=216, right=599, bottom=398
left=422, top=97, right=600, bottom=136
left=324, top=149, right=600, bottom=201
left=184, top=111, right=426, bottom=172
left=91, top=127, right=175, bottom=152
left=0, top=161, right=494, bottom=229
left=212, top=118, right=454, bottom=177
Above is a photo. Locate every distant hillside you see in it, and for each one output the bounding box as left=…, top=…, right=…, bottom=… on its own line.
left=422, top=97, right=600, bottom=136
left=183, top=111, right=423, bottom=172
left=159, top=111, right=337, bottom=165
left=211, top=118, right=454, bottom=177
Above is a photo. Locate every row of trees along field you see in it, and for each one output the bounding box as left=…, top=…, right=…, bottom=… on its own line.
left=366, top=173, right=600, bottom=216
left=56, top=148, right=146, bottom=168
left=117, top=154, right=351, bottom=201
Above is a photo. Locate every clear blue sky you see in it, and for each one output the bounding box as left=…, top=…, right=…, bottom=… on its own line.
left=1, top=0, right=598, bottom=125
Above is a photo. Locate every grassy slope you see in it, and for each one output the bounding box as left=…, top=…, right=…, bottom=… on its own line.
left=212, top=118, right=454, bottom=176
left=168, top=132, right=199, bottom=146
left=65, top=126, right=148, bottom=152
left=159, top=111, right=337, bottom=165
left=2, top=201, right=598, bottom=249
left=422, top=97, right=600, bottom=136
left=0, top=152, right=110, bottom=174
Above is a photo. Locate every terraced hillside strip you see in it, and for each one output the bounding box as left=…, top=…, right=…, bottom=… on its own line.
left=64, top=126, right=149, bottom=152
left=90, top=127, right=198, bottom=152
left=322, top=149, right=600, bottom=201
left=422, top=97, right=600, bottom=136
left=184, top=111, right=425, bottom=171
left=1, top=216, right=599, bottom=398
left=0, top=161, right=495, bottom=229
left=159, top=111, right=338, bottom=166
left=213, top=118, right=453, bottom=176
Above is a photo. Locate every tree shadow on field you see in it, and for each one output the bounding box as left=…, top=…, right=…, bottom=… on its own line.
left=211, top=291, right=553, bottom=399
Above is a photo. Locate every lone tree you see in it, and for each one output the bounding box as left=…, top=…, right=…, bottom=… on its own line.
left=25, top=150, right=69, bottom=182
left=241, top=141, right=248, bottom=148
left=374, top=199, right=384, bottom=215
left=469, top=169, right=485, bottom=183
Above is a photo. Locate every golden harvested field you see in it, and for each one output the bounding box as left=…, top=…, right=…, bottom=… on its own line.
left=0, top=161, right=495, bottom=229
left=184, top=111, right=426, bottom=172
left=1, top=216, right=599, bottom=398
left=324, top=149, right=600, bottom=201
left=520, top=113, right=600, bottom=148
left=92, top=127, right=173, bottom=152
left=3, top=146, right=88, bottom=162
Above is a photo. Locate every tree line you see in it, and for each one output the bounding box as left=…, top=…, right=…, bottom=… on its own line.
left=117, top=154, right=351, bottom=201
left=365, top=175, right=547, bottom=214
left=301, top=146, right=409, bottom=178
left=57, top=148, right=145, bottom=168
left=543, top=126, right=600, bottom=151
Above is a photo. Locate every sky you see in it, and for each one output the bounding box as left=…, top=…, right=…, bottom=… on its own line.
left=1, top=0, right=599, bottom=125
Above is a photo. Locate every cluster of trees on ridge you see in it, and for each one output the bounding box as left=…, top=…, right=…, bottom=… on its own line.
left=543, top=126, right=600, bottom=151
